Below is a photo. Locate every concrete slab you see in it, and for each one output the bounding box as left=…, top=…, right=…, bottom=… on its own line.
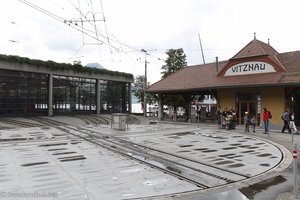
left=0, top=117, right=293, bottom=199
left=0, top=126, right=202, bottom=200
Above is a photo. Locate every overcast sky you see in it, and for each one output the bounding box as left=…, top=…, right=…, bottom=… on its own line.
left=1, top=0, right=299, bottom=83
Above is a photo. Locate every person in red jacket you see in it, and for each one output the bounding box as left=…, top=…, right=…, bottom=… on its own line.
left=263, top=108, right=270, bottom=134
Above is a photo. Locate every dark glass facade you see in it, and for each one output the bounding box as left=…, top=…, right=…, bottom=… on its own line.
left=0, top=69, right=48, bottom=115
left=0, top=69, right=131, bottom=116
left=53, top=75, right=96, bottom=113
left=100, top=80, right=130, bottom=113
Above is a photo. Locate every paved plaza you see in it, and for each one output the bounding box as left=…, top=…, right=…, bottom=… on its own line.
left=0, top=116, right=297, bottom=200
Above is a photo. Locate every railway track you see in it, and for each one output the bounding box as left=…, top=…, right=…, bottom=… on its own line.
left=0, top=118, right=42, bottom=128
left=31, top=117, right=251, bottom=190
left=72, top=115, right=110, bottom=125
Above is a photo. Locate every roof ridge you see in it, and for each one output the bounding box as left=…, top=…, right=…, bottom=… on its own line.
left=230, top=38, right=277, bottom=60
left=231, top=40, right=254, bottom=59
left=278, top=50, right=300, bottom=55
left=255, top=39, right=268, bottom=55
left=188, top=60, right=228, bottom=68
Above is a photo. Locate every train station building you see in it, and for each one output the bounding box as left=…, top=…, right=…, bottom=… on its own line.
left=148, top=38, right=300, bottom=126
left=0, top=55, right=133, bottom=116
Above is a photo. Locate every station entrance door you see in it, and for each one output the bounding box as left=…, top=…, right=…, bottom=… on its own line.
left=236, top=93, right=260, bottom=125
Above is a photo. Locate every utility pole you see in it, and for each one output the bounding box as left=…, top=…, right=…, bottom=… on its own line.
left=198, top=33, right=205, bottom=64
left=141, top=49, right=156, bottom=117
left=141, top=49, right=148, bottom=117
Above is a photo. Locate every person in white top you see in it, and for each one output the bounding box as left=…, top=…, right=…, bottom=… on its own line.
left=290, top=113, right=299, bottom=134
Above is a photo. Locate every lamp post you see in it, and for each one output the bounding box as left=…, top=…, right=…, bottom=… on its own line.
left=141, top=49, right=148, bottom=117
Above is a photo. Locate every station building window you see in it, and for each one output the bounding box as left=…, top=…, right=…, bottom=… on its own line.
left=0, top=69, right=48, bottom=115
left=53, top=75, right=96, bottom=113
left=235, top=93, right=261, bottom=126
left=100, top=80, right=130, bottom=113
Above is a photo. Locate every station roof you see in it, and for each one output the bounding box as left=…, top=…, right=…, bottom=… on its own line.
left=231, top=38, right=278, bottom=60
left=0, top=54, right=134, bottom=81
left=147, top=39, right=300, bottom=93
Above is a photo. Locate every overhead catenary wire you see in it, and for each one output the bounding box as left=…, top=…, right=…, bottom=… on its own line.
left=15, top=1, right=217, bottom=66
left=20, top=0, right=123, bottom=64
left=68, top=0, right=132, bottom=57
left=48, top=0, right=78, bottom=18
left=66, top=44, right=85, bottom=62
left=19, top=0, right=65, bottom=22
left=65, top=0, right=158, bottom=57
left=70, top=0, right=112, bottom=54
left=98, top=0, right=113, bottom=55
left=68, top=0, right=109, bottom=44
left=18, top=0, right=165, bottom=79
left=64, top=0, right=163, bottom=63
left=89, top=0, right=103, bottom=59
left=67, top=0, right=135, bottom=64
left=18, top=0, right=116, bottom=50
left=67, top=0, right=109, bottom=47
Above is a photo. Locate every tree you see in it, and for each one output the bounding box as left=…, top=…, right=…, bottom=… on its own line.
left=132, top=75, right=156, bottom=105
left=161, top=48, right=187, bottom=79
left=73, top=60, right=82, bottom=65
left=161, top=48, right=187, bottom=114
left=163, top=94, right=186, bottom=110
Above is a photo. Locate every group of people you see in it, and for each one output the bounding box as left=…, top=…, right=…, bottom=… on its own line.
left=260, top=108, right=299, bottom=134
left=254, top=108, right=299, bottom=134
left=217, top=106, right=299, bottom=135
left=216, top=106, right=236, bottom=130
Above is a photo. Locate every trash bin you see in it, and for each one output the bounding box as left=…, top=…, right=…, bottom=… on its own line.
left=111, top=113, right=127, bottom=131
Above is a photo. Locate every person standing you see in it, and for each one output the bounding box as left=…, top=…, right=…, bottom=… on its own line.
left=250, top=115, right=256, bottom=132
left=222, top=107, right=228, bottom=129
left=263, top=108, right=269, bottom=134
left=281, top=111, right=292, bottom=134
left=229, top=107, right=236, bottom=130
left=244, top=112, right=250, bottom=132
left=290, top=113, right=299, bottom=134
left=216, top=106, right=222, bottom=128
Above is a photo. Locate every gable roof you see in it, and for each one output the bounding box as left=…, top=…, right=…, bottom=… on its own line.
left=147, top=39, right=300, bottom=94
left=231, top=39, right=278, bottom=60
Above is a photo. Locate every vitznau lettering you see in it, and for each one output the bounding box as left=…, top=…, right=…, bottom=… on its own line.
left=231, top=63, right=266, bottom=73
left=224, top=61, right=276, bottom=76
